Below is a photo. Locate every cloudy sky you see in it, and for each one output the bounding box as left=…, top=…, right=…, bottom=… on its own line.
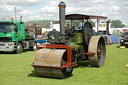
left=0, top=0, right=128, bottom=26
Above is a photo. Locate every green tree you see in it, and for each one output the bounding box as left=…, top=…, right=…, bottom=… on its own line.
left=25, top=20, right=55, bottom=28
left=88, top=20, right=95, bottom=27
left=108, top=20, right=125, bottom=28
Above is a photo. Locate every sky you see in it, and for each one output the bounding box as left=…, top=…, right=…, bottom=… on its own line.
left=0, top=0, right=128, bottom=26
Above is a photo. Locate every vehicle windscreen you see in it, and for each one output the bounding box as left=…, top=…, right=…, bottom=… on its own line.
left=121, top=32, right=128, bottom=38
left=0, top=22, right=13, bottom=32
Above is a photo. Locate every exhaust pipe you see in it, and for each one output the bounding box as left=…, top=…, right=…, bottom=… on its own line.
left=20, top=16, right=22, bottom=22
left=58, top=1, right=66, bottom=35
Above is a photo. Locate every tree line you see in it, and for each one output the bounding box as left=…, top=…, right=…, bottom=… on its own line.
left=108, top=20, right=125, bottom=28
left=25, top=19, right=126, bottom=28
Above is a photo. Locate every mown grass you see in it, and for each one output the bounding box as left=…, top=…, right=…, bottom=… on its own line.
left=0, top=44, right=128, bottom=85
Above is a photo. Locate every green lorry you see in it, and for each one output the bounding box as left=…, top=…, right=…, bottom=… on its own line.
left=0, top=17, right=37, bottom=53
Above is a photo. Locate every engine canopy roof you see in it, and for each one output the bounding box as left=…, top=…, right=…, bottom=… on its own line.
left=65, top=14, right=107, bottom=20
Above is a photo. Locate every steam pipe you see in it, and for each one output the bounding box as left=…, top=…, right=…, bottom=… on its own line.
left=97, top=19, right=99, bottom=35
left=20, top=16, right=22, bottom=22
left=15, top=7, right=17, bottom=20
left=106, top=21, right=109, bottom=35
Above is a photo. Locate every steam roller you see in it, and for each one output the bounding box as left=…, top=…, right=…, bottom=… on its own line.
left=31, top=1, right=107, bottom=78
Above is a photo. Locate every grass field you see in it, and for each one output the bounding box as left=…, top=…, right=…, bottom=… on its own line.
left=0, top=44, right=128, bottom=85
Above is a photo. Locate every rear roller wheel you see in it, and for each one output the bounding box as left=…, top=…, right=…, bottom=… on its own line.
left=33, top=49, right=73, bottom=78
left=88, top=36, right=106, bottom=67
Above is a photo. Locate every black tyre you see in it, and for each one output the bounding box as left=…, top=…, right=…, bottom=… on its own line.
left=14, top=43, right=23, bottom=54
left=125, top=45, right=128, bottom=48
left=30, top=42, right=37, bottom=51
left=61, top=67, right=73, bottom=78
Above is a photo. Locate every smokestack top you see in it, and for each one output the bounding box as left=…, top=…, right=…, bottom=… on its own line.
left=58, top=1, right=66, bottom=8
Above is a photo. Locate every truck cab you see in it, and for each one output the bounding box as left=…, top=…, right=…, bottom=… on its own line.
left=0, top=18, right=36, bottom=53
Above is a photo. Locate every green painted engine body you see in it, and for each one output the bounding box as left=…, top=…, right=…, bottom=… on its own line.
left=70, top=33, right=83, bottom=51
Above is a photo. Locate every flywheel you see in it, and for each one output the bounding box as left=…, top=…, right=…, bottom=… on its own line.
left=82, top=22, right=93, bottom=45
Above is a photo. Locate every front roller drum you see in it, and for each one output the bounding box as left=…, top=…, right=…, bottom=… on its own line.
left=33, top=49, right=73, bottom=78
left=88, top=36, right=106, bottom=67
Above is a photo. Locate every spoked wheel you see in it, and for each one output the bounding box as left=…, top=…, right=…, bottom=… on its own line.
left=33, top=49, right=73, bottom=78
left=88, top=36, right=106, bottom=67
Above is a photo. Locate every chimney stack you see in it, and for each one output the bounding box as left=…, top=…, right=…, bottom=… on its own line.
left=58, top=1, right=66, bottom=35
